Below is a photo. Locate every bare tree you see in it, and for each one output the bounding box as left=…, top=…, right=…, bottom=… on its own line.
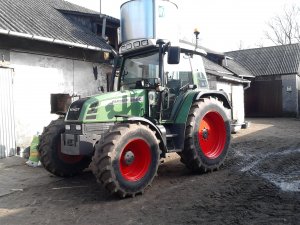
left=265, top=4, right=300, bottom=45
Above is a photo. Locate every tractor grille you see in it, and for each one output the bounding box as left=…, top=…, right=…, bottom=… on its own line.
left=64, top=122, right=114, bottom=136
left=84, top=123, right=114, bottom=135
left=66, top=98, right=88, bottom=121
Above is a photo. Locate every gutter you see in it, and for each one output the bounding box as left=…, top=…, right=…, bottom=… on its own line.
left=0, top=28, right=111, bottom=53
left=220, top=75, right=251, bottom=90
left=220, top=75, right=247, bottom=83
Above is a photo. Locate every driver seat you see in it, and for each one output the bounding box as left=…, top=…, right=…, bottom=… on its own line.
left=167, top=79, right=181, bottom=94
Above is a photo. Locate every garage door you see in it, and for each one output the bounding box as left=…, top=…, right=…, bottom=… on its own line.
left=0, top=68, right=16, bottom=158
left=245, top=79, right=282, bottom=117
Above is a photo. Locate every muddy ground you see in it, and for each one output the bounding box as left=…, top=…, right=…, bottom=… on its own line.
left=0, top=118, right=299, bottom=225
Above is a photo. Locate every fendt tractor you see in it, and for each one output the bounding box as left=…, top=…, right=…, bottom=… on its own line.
left=38, top=0, right=231, bottom=198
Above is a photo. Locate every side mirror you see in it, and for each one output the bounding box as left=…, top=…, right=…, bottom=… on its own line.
left=168, top=46, right=181, bottom=64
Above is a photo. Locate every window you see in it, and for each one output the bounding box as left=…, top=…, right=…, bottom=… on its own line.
left=164, top=53, right=193, bottom=94
left=190, top=55, right=208, bottom=89
left=120, top=52, right=159, bottom=89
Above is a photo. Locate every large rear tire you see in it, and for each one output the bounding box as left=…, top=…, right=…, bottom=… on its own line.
left=38, top=119, right=91, bottom=177
left=180, top=98, right=231, bottom=172
left=92, top=123, right=160, bottom=198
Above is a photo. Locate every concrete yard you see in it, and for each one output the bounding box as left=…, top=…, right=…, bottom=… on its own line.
left=0, top=118, right=299, bottom=225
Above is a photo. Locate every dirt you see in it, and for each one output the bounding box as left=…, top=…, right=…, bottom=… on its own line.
left=0, top=118, right=299, bottom=225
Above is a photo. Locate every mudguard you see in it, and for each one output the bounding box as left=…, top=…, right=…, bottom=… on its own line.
left=173, top=90, right=231, bottom=124
left=125, top=116, right=167, bottom=152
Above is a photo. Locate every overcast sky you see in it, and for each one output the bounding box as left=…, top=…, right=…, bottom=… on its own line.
left=66, top=0, right=299, bottom=52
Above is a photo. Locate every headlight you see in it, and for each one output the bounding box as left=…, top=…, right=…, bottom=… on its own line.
left=65, top=125, right=71, bottom=130
left=75, top=125, right=82, bottom=131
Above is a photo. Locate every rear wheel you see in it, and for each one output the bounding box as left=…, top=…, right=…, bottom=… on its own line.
left=92, top=123, right=160, bottom=198
left=180, top=98, right=231, bottom=172
left=38, top=118, right=91, bottom=177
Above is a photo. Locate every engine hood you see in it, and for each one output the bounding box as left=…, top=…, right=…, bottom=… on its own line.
left=66, top=89, right=147, bottom=122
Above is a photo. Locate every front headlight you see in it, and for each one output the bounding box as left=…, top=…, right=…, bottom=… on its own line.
left=65, top=125, right=71, bottom=130
left=75, top=125, right=82, bottom=131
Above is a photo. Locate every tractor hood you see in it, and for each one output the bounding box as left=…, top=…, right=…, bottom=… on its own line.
left=65, top=90, right=147, bottom=123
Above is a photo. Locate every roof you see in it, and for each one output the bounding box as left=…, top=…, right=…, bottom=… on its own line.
left=226, top=44, right=300, bottom=76
left=50, top=0, right=119, bottom=24
left=223, top=58, right=254, bottom=78
left=0, top=0, right=118, bottom=52
left=49, top=0, right=99, bottom=14
left=203, top=57, right=249, bottom=83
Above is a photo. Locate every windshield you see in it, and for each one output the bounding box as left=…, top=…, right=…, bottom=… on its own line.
left=120, top=52, right=159, bottom=89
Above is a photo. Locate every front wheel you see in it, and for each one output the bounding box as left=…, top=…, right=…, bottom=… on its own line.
left=92, top=123, right=161, bottom=198
left=38, top=119, right=91, bottom=177
left=180, top=98, right=231, bottom=172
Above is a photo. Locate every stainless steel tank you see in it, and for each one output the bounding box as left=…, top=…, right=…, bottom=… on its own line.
left=120, top=0, right=178, bottom=46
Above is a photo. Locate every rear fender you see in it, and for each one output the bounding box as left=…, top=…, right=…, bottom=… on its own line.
left=174, top=90, right=231, bottom=124
left=196, top=90, right=231, bottom=109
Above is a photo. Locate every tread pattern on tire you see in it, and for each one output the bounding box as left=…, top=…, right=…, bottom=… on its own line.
left=92, top=122, right=160, bottom=198
left=38, top=118, right=91, bottom=177
left=180, top=97, right=231, bottom=173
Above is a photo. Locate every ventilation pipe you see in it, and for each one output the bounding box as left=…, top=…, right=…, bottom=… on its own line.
left=100, top=0, right=107, bottom=39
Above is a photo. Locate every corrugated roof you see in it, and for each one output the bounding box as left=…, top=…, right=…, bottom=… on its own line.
left=0, top=0, right=117, bottom=51
left=223, top=59, right=253, bottom=77
left=50, top=0, right=120, bottom=24
left=203, top=57, right=249, bottom=83
left=226, top=44, right=300, bottom=76
left=49, top=0, right=99, bottom=14
left=203, top=57, right=233, bottom=75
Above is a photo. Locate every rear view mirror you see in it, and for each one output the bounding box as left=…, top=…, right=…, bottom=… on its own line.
left=168, top=46, right=181, bottom=64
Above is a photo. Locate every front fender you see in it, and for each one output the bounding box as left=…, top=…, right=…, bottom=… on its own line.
left=125, top=117, right=167, bottom=153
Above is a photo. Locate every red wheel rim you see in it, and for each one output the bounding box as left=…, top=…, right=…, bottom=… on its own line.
left=198, top=111, right=226, bottom=159
left=120, top=139, right=151, bottom=182
left=57, top=141, right=83, bottom=164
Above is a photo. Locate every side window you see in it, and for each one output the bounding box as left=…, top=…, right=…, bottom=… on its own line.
left=164, top=53, right=193, bottom=93
left=190, top=55, right=208, bottom=89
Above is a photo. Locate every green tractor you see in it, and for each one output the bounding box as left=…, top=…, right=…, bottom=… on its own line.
left=38, top=0, right=231, bottom=198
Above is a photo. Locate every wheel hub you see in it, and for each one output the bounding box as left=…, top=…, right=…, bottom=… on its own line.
left=202, top=128, right=209, bottom=140
left=123, top=150, right=135, bottom=165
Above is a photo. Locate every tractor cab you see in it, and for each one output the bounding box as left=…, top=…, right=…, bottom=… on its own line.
left=116, top=44, right=209, bottom=121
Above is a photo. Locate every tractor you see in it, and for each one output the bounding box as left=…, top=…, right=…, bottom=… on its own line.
left=38, top=0, right=231, bottom=198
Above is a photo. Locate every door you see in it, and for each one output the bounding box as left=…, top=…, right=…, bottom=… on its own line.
left=0, top=68, right=16, bottom=158
left=245, top=78, right=282, bottom=117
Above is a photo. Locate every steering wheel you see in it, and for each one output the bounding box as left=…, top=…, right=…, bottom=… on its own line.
left=179, top=83, right=190, bottom=92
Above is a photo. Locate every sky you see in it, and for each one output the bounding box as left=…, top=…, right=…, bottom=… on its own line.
left=65, top=0, right=299, bottom=52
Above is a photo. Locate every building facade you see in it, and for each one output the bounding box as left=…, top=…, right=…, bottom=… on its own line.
left=0, top=0, right=119, bottom=158
left=226, top=44, right=300, bottom=117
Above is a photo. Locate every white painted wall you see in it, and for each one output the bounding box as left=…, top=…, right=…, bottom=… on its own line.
left=216, top=81, right=232, bottom=120
left=10, top=51, right=111, bottom=148
left=216, top=81, right=246, bottom=126
left=231, top=85, right=245, bottom=124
